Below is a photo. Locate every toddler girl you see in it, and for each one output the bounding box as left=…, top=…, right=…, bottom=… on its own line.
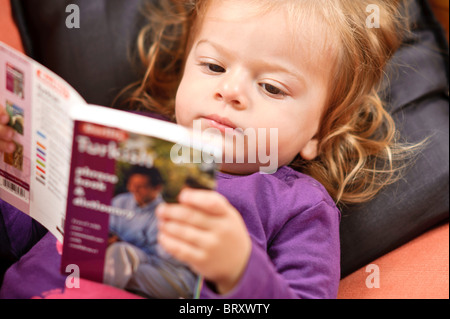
left=126, top=0, right=417, bottom=298
left=0, top=0, right=418, bottom=298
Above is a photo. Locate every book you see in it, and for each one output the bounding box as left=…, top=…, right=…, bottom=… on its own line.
left=0, top=41, right=218, bottom=298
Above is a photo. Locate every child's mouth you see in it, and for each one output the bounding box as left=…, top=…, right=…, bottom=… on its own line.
left=202, top=114, right=239, bottom=133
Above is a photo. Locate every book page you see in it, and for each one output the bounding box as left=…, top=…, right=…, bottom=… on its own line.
left=61, top=119, right=217, bottom=298
left=0, top=42, right=86, bottom=242
left=0, top=46, right=32, bottom=214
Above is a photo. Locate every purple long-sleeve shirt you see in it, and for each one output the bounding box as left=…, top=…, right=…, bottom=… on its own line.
left=0, top=166, right=340, bottom=299
left=201, top=166, right=341, bottom=299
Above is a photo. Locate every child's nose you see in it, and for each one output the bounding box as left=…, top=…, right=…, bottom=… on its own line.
left=214, top=70, right=249, bottom=110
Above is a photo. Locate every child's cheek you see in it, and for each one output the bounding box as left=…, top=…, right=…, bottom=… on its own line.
left=175, top=87, right=193, bottom=127
left=174, top=105, right=191, bottom=128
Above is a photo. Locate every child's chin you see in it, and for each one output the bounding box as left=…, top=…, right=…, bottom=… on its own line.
left=218, top=162, right=278, bottom=176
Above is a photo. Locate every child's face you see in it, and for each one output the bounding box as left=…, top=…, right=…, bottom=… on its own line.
left=176, top=0, right=333, bottom=174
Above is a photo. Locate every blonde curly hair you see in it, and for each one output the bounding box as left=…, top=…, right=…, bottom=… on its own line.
left=121, top=0, right=422, bottom=206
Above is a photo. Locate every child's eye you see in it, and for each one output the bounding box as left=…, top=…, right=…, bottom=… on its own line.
left=200, top=62, right=226, bottom=73
left=209, top=63, right=226, bottom=73
left=260, top=83, right=287, bottom=97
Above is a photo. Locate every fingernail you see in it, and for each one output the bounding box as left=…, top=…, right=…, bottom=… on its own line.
left=1, top=115, right=8, bottom=124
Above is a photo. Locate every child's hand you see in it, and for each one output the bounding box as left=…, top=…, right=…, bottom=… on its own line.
left=0, top=106, right=16, bottom=153
left=156, top=188, right=252, bottom=295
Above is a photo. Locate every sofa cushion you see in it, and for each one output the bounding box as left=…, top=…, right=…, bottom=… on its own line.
left=11, top=0, right=149, bottom=108
left=2, top=0, right=449, bottom=280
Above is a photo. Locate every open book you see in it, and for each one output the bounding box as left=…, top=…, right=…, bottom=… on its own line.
left=0, top=41, right=218, bottom=298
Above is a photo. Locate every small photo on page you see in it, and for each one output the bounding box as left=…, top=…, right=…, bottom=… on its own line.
left=6, top=63, right=25, bottom=98
left=3, top=141, right=23, bottom=171
left=5, top=100, right=24, bottom=135
left=104, top=163, right=197, bottom=299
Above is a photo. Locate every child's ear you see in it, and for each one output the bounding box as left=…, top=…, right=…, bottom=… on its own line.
left=299, top=138, right=319, bottom=160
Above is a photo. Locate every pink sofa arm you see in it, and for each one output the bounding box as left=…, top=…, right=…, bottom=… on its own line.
left=338, top=223, right=449, bottom=299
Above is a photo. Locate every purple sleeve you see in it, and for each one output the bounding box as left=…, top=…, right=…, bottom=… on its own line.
left=0, top=200, right=47, bottom=260
left=200, top=200, right=340, bottom=299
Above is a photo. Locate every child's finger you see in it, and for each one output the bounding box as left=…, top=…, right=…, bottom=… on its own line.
left=0, top=114, right=9, bottom=125
left=0, top=111, right=10, bottom=126
left=0, top=140, right=16, bottom=153
left=156, top=203, right=218, bottom=230
left=158, top=217, right=210, bottom=248
left=0, top=124, right=14, bottom=140
left=0, top=120, right=16, bottom=153
left=178, top=188, right=231, bottom=215
left=157, top=231, right=206, bottom=268
left=0, top=107, right=16, bottom=153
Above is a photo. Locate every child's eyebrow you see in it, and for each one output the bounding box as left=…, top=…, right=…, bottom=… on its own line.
left=194, top=39, right=306, bottom=86
left=194, top=39, right=229, bottom=57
